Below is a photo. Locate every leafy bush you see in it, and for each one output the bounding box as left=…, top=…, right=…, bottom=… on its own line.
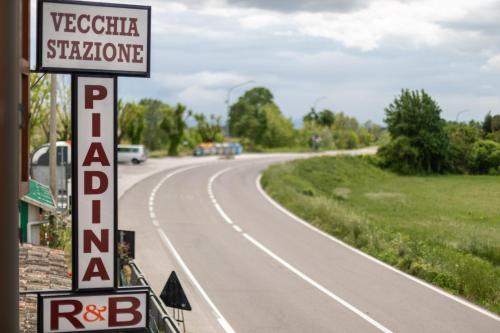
left=467, top=140, right=500, bottom=174
left=379, top=89, right=449, bottom=174
left=446, top=122, right=482, bottom=173
left=335, top=130, right=359, bottom=149
left=378, top=136, right=420, bottom=174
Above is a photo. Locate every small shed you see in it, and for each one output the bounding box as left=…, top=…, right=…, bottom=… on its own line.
left=19, top=179, right=56, bottom=244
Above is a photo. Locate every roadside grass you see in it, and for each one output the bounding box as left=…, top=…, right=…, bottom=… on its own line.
left=261, top=156, right=500, bottom=314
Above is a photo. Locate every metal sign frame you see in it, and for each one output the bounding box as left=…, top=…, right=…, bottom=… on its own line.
left=71, top=74, right=118, bottom=291
left=36, top=0, right=151, bottom=77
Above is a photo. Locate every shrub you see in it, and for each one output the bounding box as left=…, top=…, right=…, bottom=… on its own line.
left=378, top=136, right=420, bottom=174
left=446, top=123, right=482, bottom=173
left=467, top=140, right=500, bottom=174
left=335, top=130, right=359, bottom=149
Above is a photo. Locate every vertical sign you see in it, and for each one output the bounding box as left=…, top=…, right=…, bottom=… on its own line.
left=73, top=75, right=116, bottom=290
left=37, top=1, right=151, bottom=331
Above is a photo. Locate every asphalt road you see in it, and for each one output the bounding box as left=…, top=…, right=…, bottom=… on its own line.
left=119, top=153, right=500, bottom=333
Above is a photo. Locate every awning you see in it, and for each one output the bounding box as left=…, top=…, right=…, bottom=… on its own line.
left=20, top=179, right=56, bottom=212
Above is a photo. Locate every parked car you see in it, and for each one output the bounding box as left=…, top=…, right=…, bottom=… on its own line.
left=117, top=144, right=147, bottom=164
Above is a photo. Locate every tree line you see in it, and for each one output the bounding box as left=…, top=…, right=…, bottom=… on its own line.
left=227, top=87, right=385, bottom=151
left=377, top=89, right=500, bottom=175
left=30, top=75, right=382, bottom=155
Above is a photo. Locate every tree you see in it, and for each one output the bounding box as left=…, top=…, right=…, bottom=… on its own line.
left=303, top=108, right=318, bottom=124
left=194, top=113, right=224, bottom=143
left=317, top=109, right=335, bottom=127
left=29, top=73, right=51, bottom=149
left=118, top=101, right=145, bottom=144
left=491, top=115, right=500, bottom=133
left=483, top=112, right=493, bottom=135
left=160, top=103, right=190, bottom=156
left=139, top=99, right=168, bottom=151
left=228, top=87, right=274, bottom=136
left=260, top=104, right=295, bottom=148
left=57, top=76, right=71, bottom=141
left=303, top=109, right=335, bottom=127
left=228, top=88, right=295, bottom=148
left=380, top=89, right=448, bottom=173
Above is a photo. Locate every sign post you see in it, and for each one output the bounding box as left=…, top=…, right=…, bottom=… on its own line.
left=36, top=0, right=151, bottom=331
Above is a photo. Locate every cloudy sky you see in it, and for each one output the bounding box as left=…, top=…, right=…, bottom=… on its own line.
left=34, top=0, right=500, bottom=124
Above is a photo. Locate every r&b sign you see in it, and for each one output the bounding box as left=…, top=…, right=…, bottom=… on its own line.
left=39, top=290, right=148, bottom=332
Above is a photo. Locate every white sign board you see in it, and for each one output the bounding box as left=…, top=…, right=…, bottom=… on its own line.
left=37, top=0, right=151, bottom=77
left=75, top=75, right=116, bottom=290
left=40, top=289, right=148, bottom=332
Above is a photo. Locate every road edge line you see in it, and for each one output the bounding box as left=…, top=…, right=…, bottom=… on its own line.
left=255, top=173, right=500, bottom=322
left=209, top=168, right=392, bottom=333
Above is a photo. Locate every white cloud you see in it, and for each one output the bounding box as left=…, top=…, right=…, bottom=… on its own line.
left=154, top=71, right=249, bottom=90
left=482, top=54, right=500, bottom=71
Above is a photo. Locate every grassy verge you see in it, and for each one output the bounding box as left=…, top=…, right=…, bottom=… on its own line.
left=262, top=156, right=500, bottom=314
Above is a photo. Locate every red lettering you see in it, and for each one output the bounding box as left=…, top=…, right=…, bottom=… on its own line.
left=56, top=40, right=70, bottom=59
left=82, top=143, right=110, bottom=166
left=85, top=85, right=107, bottom=109
left=128, top=18, right=139, bottom=37
left=106, top=16, right=119, bottom=35
left=83, top=229, right=109, bottom=253
left=82, top=41, right=94, bottom=61
left=120, top=17, right=127, bottom=36
left=50, top=299, right=84, bottom=330
left=92, top=15, right=105, bottom=34
left=84, top=171, right=108, bottom=195
left=82, top=257, right=110, bottom=281
left=68, top=40, right=82, bottom=60
left=92, top=200, right=101, bottom=224
left=94, top=42, right=102, bottom=61
left=50, top=12, right=64, bottom=32
left=103, top=43, right=117, bottom=62
left=77, top=14, right=90, bottom=33
left=92, top=113, right=101, bottom=137
left=109, top=297, right=142, bottom=327
left=47, top=39, right=56, bottom=59
left=117, top=44, right=131, bottom=63
left=64, top=13, right=76, bottom=32
left=132, top=45, right=144, bottom=63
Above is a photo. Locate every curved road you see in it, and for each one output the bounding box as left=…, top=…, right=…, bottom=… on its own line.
left=119, top=154, right=500, bottom=333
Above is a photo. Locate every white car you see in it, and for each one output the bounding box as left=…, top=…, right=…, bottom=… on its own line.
left=117, top=145, right=147, bottom=164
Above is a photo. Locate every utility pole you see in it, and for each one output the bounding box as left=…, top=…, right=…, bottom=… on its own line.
left=49, top=74, right=57, bottom=197
left=0, top=0, right=20, bottom=331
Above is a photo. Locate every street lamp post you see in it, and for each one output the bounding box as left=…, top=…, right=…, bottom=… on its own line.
left=313, top=96, right=328, bottom=112
left=455, top=109, right=470, bottom=122
left=225, top=80, right=255, bottom=136
left=225, top=80, right=255, bottom=110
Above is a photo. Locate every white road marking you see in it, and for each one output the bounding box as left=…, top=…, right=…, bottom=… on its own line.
left=208, top=168, right=234, bottom=225
left=243, top=233, right=392, bottom=333
left=233, top=225, right=242, bottom=233
left=209, top=168, right=392, bottom=333
left=157, top=228, right=235, bottom=333
left=149, top=164, right=236, bottom=333
left=255, top=174, right=500, bottom=322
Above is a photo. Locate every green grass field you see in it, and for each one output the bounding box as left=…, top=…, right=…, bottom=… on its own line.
left=261, top=156, right=500, bottom=313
